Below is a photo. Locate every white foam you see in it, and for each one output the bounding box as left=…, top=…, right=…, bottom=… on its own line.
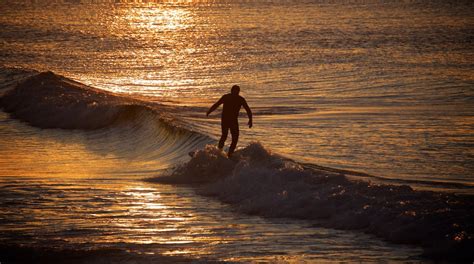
left=158, top=142, right=474, bottom=261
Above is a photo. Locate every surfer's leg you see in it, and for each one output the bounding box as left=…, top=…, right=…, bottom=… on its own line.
left=218, top=123, right=229, bottom=150
left=228, top=122, right=239, bottom=156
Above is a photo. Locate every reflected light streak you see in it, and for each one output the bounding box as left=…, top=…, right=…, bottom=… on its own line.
left=125, top=7, right=191, bottom=32
left=74, top=5, right=202, bottom=97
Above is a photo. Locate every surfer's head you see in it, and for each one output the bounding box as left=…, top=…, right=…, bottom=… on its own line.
left=231, top=85, right=240, bottom=95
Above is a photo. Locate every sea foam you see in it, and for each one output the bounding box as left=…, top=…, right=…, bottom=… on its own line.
left=155, top=143, right=474, bottom=262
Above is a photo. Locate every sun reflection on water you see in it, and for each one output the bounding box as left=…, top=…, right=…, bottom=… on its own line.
left=131, top=8, right=191, bottom=31
left=1, top=1, right=466, bottom=261
left=70, top=4, right=203, bottom=97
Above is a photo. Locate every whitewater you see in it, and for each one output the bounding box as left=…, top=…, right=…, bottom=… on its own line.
left=0, top=0, right=473, bottom=262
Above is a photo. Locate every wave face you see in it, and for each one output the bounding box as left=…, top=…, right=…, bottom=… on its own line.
left=154, top=143, right=474, bottom=262
left=0, top=71, right=212, bottom=176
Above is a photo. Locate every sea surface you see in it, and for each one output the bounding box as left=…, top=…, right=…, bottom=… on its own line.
left=0, top=0, right=473, bottom=262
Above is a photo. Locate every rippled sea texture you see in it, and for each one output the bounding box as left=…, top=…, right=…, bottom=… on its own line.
left=0, top=106, right=424, bottom=262
left=1, top=1, right=473, bottom=262
left=0, top=176, right=424, bottom=262
left=1, top=0, right=473, bottom=188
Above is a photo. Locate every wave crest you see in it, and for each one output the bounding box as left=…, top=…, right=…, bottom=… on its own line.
left=0, top=71, right=160, bottom=130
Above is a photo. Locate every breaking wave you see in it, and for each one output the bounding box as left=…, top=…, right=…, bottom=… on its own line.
left=1, top=70, right=473, bottom=261
left=152, top=143, right=474, bottom=262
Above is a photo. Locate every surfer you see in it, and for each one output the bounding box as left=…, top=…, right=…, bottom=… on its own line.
left=206, top=85, right=253, bottom=157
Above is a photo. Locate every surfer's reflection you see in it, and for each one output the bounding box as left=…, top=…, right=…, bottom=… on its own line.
left=206, top=85, right=253, bottom=157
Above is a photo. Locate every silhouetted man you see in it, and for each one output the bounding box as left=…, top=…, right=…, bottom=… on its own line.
left=206, top=85, right=252, bottom=157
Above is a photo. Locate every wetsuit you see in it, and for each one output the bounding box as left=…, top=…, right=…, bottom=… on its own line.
left=208, top=93, right=252, bottom=156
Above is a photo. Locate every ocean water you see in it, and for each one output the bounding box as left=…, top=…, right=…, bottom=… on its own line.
left=0, top=0, right=473, bottom=262
left=1, top=0, right=473, bottom=188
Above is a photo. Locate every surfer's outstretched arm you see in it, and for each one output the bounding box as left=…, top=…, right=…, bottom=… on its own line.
left=206, top=96, right=224, bottom=116
left=243, top=99, right=253, bottom=128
